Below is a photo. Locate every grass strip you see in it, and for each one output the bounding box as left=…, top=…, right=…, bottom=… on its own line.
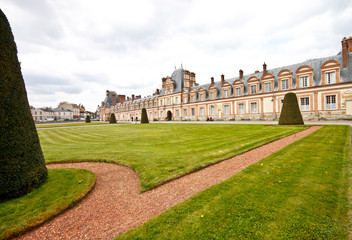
left=38, top=123, right=305, bottom=191
left=116, top=125, right=351, bottom=239
left=36, top=122, right=110, bottom=128
left=0, top=168, right=95, bottom=239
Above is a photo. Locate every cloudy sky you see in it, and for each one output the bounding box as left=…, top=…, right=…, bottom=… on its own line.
left=2, top=0, right=352, bottom=111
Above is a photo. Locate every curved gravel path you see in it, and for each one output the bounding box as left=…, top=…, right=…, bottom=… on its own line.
left=18, top=126, right=321, bottom=240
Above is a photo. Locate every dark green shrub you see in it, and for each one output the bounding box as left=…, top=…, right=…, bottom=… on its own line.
left=109, top=113, right=116, bottom=123
left=279, top=92, right=304, bottom=125
left=141, top=108, right=149, bottom=124
left=85, top=115, right=91, bottom=123
left=0, top=9, right=48, bottom=200
left=167, top=110, right=172, bottom=121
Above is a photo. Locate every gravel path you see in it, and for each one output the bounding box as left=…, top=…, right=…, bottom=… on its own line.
left=18, top=126, right=321, bottom=240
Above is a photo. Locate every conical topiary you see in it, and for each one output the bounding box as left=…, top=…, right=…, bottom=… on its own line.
left=141, top=108, right=149, bottom=123
left=85, top=115, right=91, bottom=123
left=0, top=9, right=48, bottom=200
left=279, top=92, right=304, bottom=125
left=109, top=113, right=116, bottom=123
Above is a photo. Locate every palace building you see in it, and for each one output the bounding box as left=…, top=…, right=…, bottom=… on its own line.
left=99, top=37, right=352, bottom=122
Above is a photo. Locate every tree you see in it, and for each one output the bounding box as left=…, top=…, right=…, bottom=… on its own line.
left=109, top=113, right=116, bottom=123
left=167, top=110, right=172, bottom=121
left=279, top=92, right=304, bottom=125
left=141, top=108, right=149, bottom=123
left=85, top=115, right=91, bottom=123
left=0, top=9, right=48, bottom=200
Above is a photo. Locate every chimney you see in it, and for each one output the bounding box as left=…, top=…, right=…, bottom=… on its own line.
left=106, top=90, right=110, bottom=96
left=239, top=69, right=243, bottom=80
left=263, top=62, right=267, bottom=75
left=101, top=101, right=105, bottom=107
left=127, top=97, right=130, bottom=101
left=117, top=95, right=125, bottom=104
left=131, top=94, right=135, bottom=101
left=211, top=77, right=214, bottom=85
left=255, top=70, right=260, bottom=74
left=156, top=89, right=160, bottom=95
left=342, top=36, right=352, bottom=68
left=221, top=74, right=225, bottom=85
left=112, top=94, right=116, bottom=106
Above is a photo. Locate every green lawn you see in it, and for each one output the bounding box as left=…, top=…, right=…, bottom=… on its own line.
left=36, top=121, right=109, bottom=128
left=116, top=125, right=351, bottom=239
left=0, top=168, right=95, bottom=239
left=38, top=123, right=305, bottom=191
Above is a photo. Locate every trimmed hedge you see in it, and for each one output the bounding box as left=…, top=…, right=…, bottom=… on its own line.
left=85, top=115, right=91, bottom=123
left=0, top=9, right=48, bottom=200
left=279, top=92, right=304, bottom=125
left=109, top=113, right=116, bottom=123
left=141, top=108, right=149, bottom=123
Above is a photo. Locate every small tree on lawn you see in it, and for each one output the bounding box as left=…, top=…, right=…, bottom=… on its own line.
left=85, top=115, right=91, bottom=123
left=109, top=113, right=117, bottom=123
left=0, top=9, right=48, bottom=200
left=141, top=108, right=149, bottom=123
left=279, top=92, right=304, bottom=125
left=166, top=110, right=172, bottom=121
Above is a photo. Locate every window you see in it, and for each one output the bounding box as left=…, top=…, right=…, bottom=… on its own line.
left=200, top=107, right=204, bottom=116
left=326, top=72, right=336, bottom=84
left=35, top=111, right=37, bottom=115
left=238, top=103, right=244, bottom=114
left=326, top=95, right=336, bottom=110
left=183, top=97, right=187, bottom=103
left=235, top=87, right=241, bottom=96
left=250, top=85, right=256, bottom=94
left=191, top=108, right=195, bottom=116
left=281, top=79, right=289, bottom=90
left=191, top=96, right=195, bottom=102
left=224, top=105, right=230, bottom=115
left=160, top=100, right=163, bottom=106
left=175, top=97, right=179, bottom=104
left=183, top=109, right=187, bottom=117
left=154, top=112, right=157, bottom=118
left=200, top=94, right=204, bottom=101
left=210, top=106, right=215, bottom=115
left=40, top=111, right=42, bottom=115
left=176, top=110, right=179, bottom=117
left=160, top=111, right=163, bottom=118
left=264, top=83, right=271, bottom=92
left=300, top=97, right=309, bottom=111
left=224, top=89, right=228, bottom=98
left=250, top=102, right=257, bottom=113
left=211, top=92, right=215, bottom=99
left=300, top=76, right=309, bottom=88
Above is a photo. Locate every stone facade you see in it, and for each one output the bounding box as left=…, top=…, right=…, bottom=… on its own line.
left=100, top=37, right=352, bottom=122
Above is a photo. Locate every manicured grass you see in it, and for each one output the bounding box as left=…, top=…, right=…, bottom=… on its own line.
left=37, top=124, right=305, bottom=191
left=116, top=125, right=351, bottom=239
left=36, top=121, right=109, bottom=128
left=0, top=168, right=95, bottom=239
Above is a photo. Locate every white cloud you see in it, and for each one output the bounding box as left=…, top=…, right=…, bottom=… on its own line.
left=1, top=0, right=352, bottom=111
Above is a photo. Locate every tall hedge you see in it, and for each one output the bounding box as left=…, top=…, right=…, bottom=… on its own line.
left=85, top=115, right=91, bottom=123
left=141, top=108, right=149, bottom=123
left=109, top=113, right=116, bottom=123
left=279, top=92, right=304, bottom=125
left=0, top=9, right=48, bottom=200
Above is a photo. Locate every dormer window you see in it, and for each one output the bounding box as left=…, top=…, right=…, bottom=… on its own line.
left=200, top=94, right=204, bottom=101
left=281, top=79, right=289, bottom=90
left=250, top=85, right=256, bottom=94
left=300, top=76, right=309, bottom=88
left=235, top=87, right=241, bottom=96
left=325, top=72, right=336, bottom=84
left=264, top=82, right=272, bottom=92
left=191, top=95, right=195, bottom=102
left=211, top=92, right=215, bottom=99
left=224, top=89, right=228, bottom=98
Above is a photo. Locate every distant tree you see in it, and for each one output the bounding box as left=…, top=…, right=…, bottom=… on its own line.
left=279, top=92, right=304, bottom=125
left=0, top=9, right=48, bottom=200
left=141, top=108, right=149, bottom=123
left=85, top=115, right=91, bottom=123
left=167, top=110, right=172, bottom=121
left=109, top=113, right=116, bottom=123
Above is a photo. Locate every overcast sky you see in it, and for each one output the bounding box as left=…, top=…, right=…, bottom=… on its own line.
left=2, top=0, right=352, bottom=111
